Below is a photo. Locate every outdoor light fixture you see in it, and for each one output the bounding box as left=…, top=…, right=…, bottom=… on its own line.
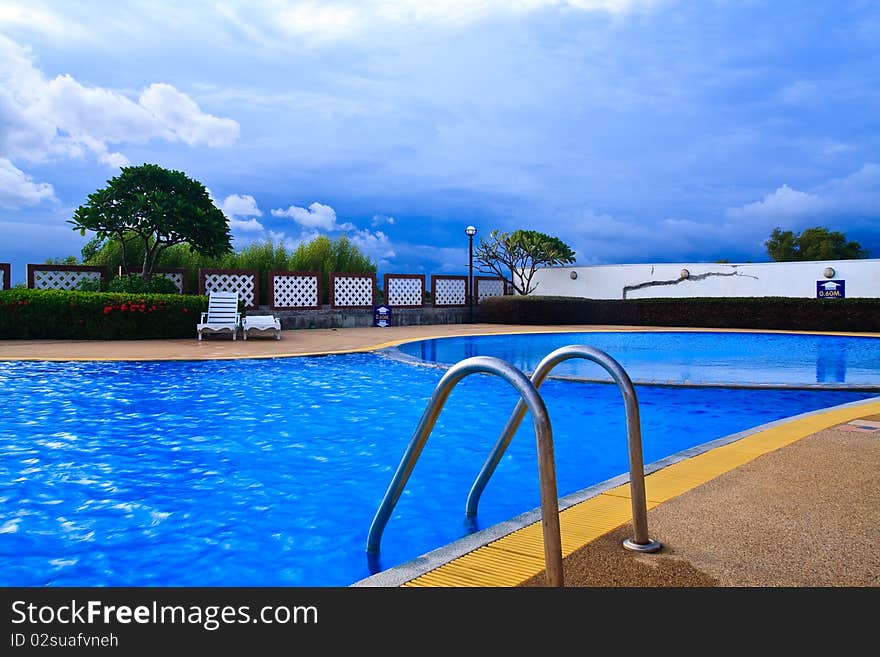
left=823, top=267, right=836, bottom=278
left=465, top=225, right=477, bottom=322
left=569, top=271, right=578, bottom=280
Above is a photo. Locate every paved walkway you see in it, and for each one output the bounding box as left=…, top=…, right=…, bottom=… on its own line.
left=3, top=324, right=878, bottom=587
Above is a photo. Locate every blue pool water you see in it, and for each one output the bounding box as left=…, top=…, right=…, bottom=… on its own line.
left=397, top=331, right=880, bottom=387
left=0, top=335, right=877, bottom=586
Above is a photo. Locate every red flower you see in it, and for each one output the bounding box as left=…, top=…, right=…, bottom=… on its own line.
left=150, top=305, right=157, bottom=311
left=120, top=304, right=128, bottom=311
left=181, top=307, right=189, bottom=313
left=103, top=306, right=112, bottom=315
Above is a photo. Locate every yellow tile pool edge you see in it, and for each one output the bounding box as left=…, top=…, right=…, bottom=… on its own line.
left=401, top=398, right=880, bottom=587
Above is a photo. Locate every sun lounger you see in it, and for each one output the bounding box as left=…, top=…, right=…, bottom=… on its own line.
left=196, top=291, right=241, bottom=340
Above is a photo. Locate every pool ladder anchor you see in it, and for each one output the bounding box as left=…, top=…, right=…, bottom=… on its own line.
left=366, top=356, right=565, bottom=587
left=466, top=344, right=662, bottom=554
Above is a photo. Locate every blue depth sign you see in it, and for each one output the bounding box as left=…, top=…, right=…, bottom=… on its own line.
left=373, top=305, right=393, bottom=327
left=816, top=280, right=845, bottom=298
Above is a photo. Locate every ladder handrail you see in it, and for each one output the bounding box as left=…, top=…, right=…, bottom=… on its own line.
left=465, top=344, right=661, bottom=552
left=366, top=355, right=565, bottom=586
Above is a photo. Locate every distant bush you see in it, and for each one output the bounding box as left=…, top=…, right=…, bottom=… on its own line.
left=0, top=289, right=206, bottom=339
left=290, top=235, right=376, bottom=304
left=107, top=274, right=180, bottom=294
left=478, top=295, right=880, bottom=332
left=75, top=277, right=104, bottom=292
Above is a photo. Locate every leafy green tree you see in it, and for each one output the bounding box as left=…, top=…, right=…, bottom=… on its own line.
left=70, top=164, right=232, bottom=280
left=475, top=229, right=576, bottom=295
left=765, top=226, right=868, bottom=261
left=289, top=235, right=376, bottom=304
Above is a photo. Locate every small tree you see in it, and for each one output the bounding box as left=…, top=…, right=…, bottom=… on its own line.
left=765, top=226, right=868, bottom=261
left=474, top=229, right=576, bottom=295
left=70, top=164, right=233, bottom=280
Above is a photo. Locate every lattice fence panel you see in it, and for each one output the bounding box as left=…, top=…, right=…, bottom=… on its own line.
left=159, top=273, right=185, bottom=294
left=433, top=278, right=466, bottom=306
left=477, top=278, right=505, bottom=303
left=272, top=274, right=319, bottom=308
left=333, top=275, right=374, bottom=307
left=387, top=277, right=423, bottom=307
left=0, top=269, right=4, bottom=290
left=203, top=273, right=256, bottom=308
left=33, top=270, right=101, bottom=290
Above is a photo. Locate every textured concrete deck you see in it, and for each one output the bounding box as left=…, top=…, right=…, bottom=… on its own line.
left=3, top=324, right=878, bottom=587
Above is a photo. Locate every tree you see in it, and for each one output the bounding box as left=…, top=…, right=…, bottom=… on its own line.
left=289, top=235, right=376, bottom=304
left=474, top=229, right=576, bottom=295
left=765, top=226, right=868, bottom=261
left=70, top=164, right=232, bottom=280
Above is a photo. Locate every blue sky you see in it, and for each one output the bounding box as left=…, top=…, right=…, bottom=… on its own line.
left=2, top=0, right=879, bottom=285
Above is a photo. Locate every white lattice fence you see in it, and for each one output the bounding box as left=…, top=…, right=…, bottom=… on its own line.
left=28, top=266, right=105, bottom=290
left=0, top=265, right=6, bottom=290
left=431, top=276, right=467, bottom=306
left=200, top=270, right=258, bottom=308
left=331, top=274, right=375, bottom=308
left=476, top=277, right=505, bottom=303
left=161, top=272, right=185, bottom=294
left=385, top=275, right=424, bottom=307
left=271, top=272, right=320, bottom=309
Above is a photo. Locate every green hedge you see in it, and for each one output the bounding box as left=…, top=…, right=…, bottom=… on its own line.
left=0, top=289, right=207, bottom=339
left=477, top=295, right=880, bottom=332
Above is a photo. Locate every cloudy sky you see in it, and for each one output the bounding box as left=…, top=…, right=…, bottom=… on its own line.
left=2, top=0, right=878, bottom=285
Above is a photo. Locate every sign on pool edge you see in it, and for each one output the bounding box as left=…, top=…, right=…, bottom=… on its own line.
left=374, top=305, right=393, bottom=327
left=816, top=280, right=845, bottom=298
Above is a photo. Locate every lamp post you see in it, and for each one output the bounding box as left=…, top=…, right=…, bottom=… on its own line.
left=465, top=225, right=477, bottom=323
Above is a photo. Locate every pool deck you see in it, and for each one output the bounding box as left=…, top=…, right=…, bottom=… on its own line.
left=3, top=323, right=879, bottom=587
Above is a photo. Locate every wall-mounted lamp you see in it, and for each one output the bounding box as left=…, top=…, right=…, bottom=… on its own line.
left=823, top=267, right=836, bottom=278
left=680, top=269, right=690, bottom=279
left=569, top=271, right=578, bottom=280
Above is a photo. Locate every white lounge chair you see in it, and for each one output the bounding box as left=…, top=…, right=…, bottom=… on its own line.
left=242, top=315, right=282, bottom=340
left=197, top=291, right=241, bottom=340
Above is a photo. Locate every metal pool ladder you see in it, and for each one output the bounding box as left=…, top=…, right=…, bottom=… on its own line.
left=365, top=355, right=565, bottom=587
left=365, top=345, right=661, bottom=587
left=466, top=344, right=662, bottom=554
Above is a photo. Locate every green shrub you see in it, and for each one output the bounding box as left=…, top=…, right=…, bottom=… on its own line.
left=0, top=289, right=207, bottom=339
left=75, top=278, right=104, bottom=292
left=478, top=295, right=880, bottom=332
left=107, top=274, right=180, bottom=294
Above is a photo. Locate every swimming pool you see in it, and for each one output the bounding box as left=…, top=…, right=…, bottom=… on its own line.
left=395, top=331, right=880, bottom=388
left=0, top=332, right=877, bottom=586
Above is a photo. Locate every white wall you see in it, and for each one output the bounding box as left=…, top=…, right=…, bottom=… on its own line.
left=531, top=259, right=880, bottom=299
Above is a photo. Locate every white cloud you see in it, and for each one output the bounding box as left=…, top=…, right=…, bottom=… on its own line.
left=229, top=218, right=265, bottom=232
left=219, top=194, right=264, bottom=233
left=0, top=158, right=55, bottom=208
left=725, top=165, right=880, bottom=229
left=725, top=184, right=825, bottom=224
left=0, top=3, right=87, bottom=40
left=139, top=83, right=239, bottom=147
left=18, top=1, right=664, bottom=49
left=220, top=193, right=262, bottom=218
left=0, top=34, right=239, bottom=170
left=371, top=214, right=395, bottom=226
left=350, top=228, right=395, bottom=260
left=271, top=201, right=355, bottom=231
